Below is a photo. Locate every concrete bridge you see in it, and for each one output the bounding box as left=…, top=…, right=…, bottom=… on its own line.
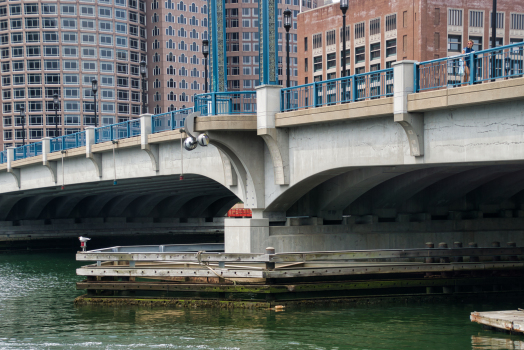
left=2, top=61, right=524, bottom=253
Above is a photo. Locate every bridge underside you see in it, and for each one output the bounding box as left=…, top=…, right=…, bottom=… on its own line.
left=0, top=174, right=238, bottom=240
left=282, top=163, right=524, bottom=223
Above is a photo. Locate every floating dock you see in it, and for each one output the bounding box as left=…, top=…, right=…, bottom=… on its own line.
left=75, top=242, right=524, bottom=308
left=471, top=310, right=524, bottom=334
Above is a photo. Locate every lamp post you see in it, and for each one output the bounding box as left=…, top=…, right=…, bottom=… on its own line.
left=53, top=93, right=59, bottom=137
left=283, top=8, right=292, bottom=88
left=140, top=60, right=147, bottom=114
left=340, top=0, right=348, bottom=77
left=20, top=105, right=25, bottom=146
left=202, top=40, right=209, bottom=93
left=91, top=79, right=98, bottom=127
left=491, top=0, right=497, bottom=80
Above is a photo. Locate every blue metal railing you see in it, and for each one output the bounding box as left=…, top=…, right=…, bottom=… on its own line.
left=0, top=150, right=7, bottom=164
left=95, top=118, right=141, bottom=144
left=50, top=131, right=87, bottom=153
left=194, top=91, right=257, bottom=116
left=151, top=107, right=193, bottom=134
left=281, top=69, right=393, bottom=112
left=13, top=142, right=43, bottom=160
left=416, top=41, right=524, bottom=92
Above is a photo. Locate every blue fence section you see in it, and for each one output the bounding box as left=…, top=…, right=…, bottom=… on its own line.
left=194, top=91, right=257, bottom=116
left=416, top=41, right=524, bottom=92
left=281, top=69, right=393, bottom=112
left=0, top=150, right=7, bottom=164
left=151, top=107, right=193, bottom=134
left=95, top=119, right=141, bottom=144
left=13, top=142, right=43, bottom=160
left=50, top=131, right=87, bottom=153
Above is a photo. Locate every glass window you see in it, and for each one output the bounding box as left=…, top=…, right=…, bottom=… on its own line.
left=44, top=60, right=60, bottom=71
left=26, top=32, right=40, bottom=43
left=64, top=74, right=79, bottom=85
left=28, top=88, right=42, bottom=99
left=28, top=73, right=42, bottom=84
left=43, top=18, right=58, bottom=28
left=13, top=74, right=25, bottom=85
left=24, top=4, right=39, bottom=15
left=99, top=21, right=112, bottom=32
left=80, top=6, right=95, bottom=16
left=81, top=19, right=95, bottom=30
left=42, top=4, right=57, bottom=15
left=63, top=60, right=79, bottom=71
left=115, top=9, right=126, bottom=20
left=62, top=32, right=78, bottom=43
left=64, top=101, right=80, bottom=112
left=43, top=32, right=58, bottom=42
left=12, top=47, right=23, bottom=57
left=82, top=47, right=97, bottom=58
left=102, top=102, right=115, bottom=113
left=25, top=18, right=39, bottom=29
left=101, top=62, right=114, bottom=72
left=81, top=34, right=96, bottom=44
left=82, top=74, right=97, bottom=86
left=116, top=23, right=127, bottom=34
left=99, top=7, right=112, bottom=18
left=101, top=75, right=114, bottom=86
left=10, top=5, right=21, bottom=16
left=102, top=89, right=115, bottom=100
left=61, top=5, right=76, bottom=15
left=27, top=60, right=41, bottom=70
left=10, top=19, right=22, bottom=30
left=116, top=36, right=127, bottom=47
left=100, top=34, right=113, bottom=46
left=44, top=46, right=59, bottom=57
left=100, top=48, right=114, bottom=59
left=64, top=87, right=79, bottom=99
left=26, top=46, right=40, bottom=57
left=63, top=46, right=78, bottom=57
left=12, top=61, right=23, bottom=71
left=62, top=18, right=77, bottom=29
left=11, top=33, right=22, bottom=44
left=82, top=61, right=97, bottom=72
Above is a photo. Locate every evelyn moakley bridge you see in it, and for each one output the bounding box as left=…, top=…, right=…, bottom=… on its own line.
left=2, top=43, right=524, bottom=253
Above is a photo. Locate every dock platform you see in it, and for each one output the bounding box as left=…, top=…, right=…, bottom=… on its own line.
left=471, top=310, right=524, bottom=334
left=75, top=242, right=524, bottom=308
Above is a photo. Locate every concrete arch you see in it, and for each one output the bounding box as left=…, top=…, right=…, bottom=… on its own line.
left=0, top=196, right=24, bottom=221
left=202, top=196, right=239, bottom=218
left=208, top=131, right=265, bottom=211
left=477, top=169, right=524, bottom=207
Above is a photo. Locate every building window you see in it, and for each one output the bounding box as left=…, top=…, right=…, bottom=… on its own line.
left=339, top=26, right=350, bottom=42
left=448, top=35, right=461, bottom=52
left=313, top=56, right=322, bottom=72
left=326, top=30, right=335, bottom=46
left=386, top=39, right=396, bottom=57
left=448, top=9, right=463, bottom=26
left=370, top=43, right=380, bottom=60
left=370, top=18, right=380, bottom=36
left=386, top=14, right=396, bottom=31
left=313, top=33, right=322, bottom=49
left=326, top=53, right=336, bottom=70
left=511, top=13, right=524, bottom=30
left=355, top=22, right=365, bottom=40
left=469, top=11, right=483, bottom=28
left=469, top=36, right=482, bottom=51
left=490, top=12, right=504, bottom=29
left=304, top=37, right=308, bottom=51
left=355, top=46, right=365, bottom=63
left=304, top=58, right=308, bottom=72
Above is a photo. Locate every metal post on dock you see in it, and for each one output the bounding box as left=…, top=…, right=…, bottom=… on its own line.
left=265, top=247, right=275, bottom=270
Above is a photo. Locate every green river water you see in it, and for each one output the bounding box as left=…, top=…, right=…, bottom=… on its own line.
left=0, top=251, right=522, bottom=350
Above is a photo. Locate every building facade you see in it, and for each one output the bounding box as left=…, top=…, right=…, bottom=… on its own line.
left=0, top=0, right=148, bottom=150
left=224, top=0, right=322, bottom=92
left=298, top=0, right=524, bottom=85
left=147, top=0, right=208, bottom=115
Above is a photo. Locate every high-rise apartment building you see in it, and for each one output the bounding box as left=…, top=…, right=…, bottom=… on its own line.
left=0, top=0, right=148, bottom=150
left=298, top=0, right=524, bottom=84
left=224, top=0, right=322, bottom=92
left=147, top=0, right=209, bottom=115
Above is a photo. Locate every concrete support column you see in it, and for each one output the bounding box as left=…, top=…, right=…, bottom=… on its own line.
left=42, top=137, right=57, bottom=184
left=85, top=127, right=102, bottom=178
left=393, top=61, right=424, bottom=157
left=256, top=84, right=289, bottom=185
left=6, top=147, right=20, bottom=188
left=139, top=114, right=158, bottom=172
left=224, top=217, right=269, bottom=253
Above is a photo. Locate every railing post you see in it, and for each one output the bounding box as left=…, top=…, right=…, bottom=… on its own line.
left=127, top=120, right=130, bottom=138
left=211, top=93, right=216, bottom=116
left=413, top=63, right=419, bottom=93
left=170, top=111, right=175, bottom=131
left=313, top=82, right=318, bottom=107
left=62, top=135, right=65, bottom=151
left=469, top=52, right=476, bottom=85
left=351, top=76, right=357, bottom=102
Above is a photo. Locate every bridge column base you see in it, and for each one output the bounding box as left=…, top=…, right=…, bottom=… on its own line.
left=224, top=218, right=269, bottom=253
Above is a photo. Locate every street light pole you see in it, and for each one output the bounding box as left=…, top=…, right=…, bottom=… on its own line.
left=91, top=79, right=98, bottom=127
left=20, top=105, right=25, bottom=146
left=340, top=0, right=348, bottom=77
left=283, top=8, right=292, bottom=88
left=491, top=0, right=497, bottom=80
left=53, top=93, right=59, bottom=137
left=140, top=60, right=147, bottom=114
left=202, top=40, right=209, bottom=93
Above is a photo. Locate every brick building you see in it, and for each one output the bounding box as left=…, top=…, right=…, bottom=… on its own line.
left=224, top=0, right=322, bottom=91
left=298, top=0, right=524, bottom=85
